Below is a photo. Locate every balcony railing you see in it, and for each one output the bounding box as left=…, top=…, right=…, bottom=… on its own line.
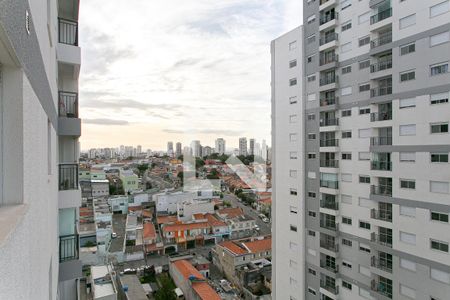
left=371, top=209, right=393, bottom=222
left=59, top=164, right=79, bottom=190
left=320, top=219, right=339, bottom=231
left=320, top=199, right=339, bottom=210
left=370, top=59, right=392, bottom=73
left=58, top=18, right=78, bottom=46
left=370, top=8, right=392, bottom=25
left=320, top=180, right=339, bottom=189
left=59, top=234, right=79, bottom=262
left=320, top=118, right=339, bottom=127
left=371, top=232, right=393, bottom=248
left=320, top=159, right=339, bottom=168
left=371, top=136, right=392, bottom=146
left=320, top=13, right=338, bottom=25
left=371, top=279, right=393, bottom=299
left=320, top=53, right=338, bottom=66
left=371, top=256, right=393, bottom=273
left=370, top=32, right=392, bottom=49
left=371, top=184, right=392, bottom=197
left=320, top=96, right=338, bottom=107
left=320, top=33, right=338, bottom=46
left=320, top=139, right=339, bottom=147
left=320, top=280, right=339, bottom=295
left=370, top=111, right=392, bottom=121
left=320, top=240, right=339, bottom=252
left=371, top=160, right=392, bottom=171
left=370, top=86, right=392, bottom=97
left=59, top=91, right=78, bottom=118
left=320, top=261, right=339, bottom=273
left=320, top=75, right=338, bottom=86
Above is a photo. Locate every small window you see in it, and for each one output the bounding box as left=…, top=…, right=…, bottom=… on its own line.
left=400, top=70, right=416, bottom=82
left=341, top=87, right=352, bottom=96
left=342, top=281, right=352, bottom=290
left=359, top=107, right=370, bottom=114
left=358, top=11, right=370, bottom=24
left=289, top=60, right=297, bottom=68
left=341, top=21, right=352, bottom=31
left=289, top=114, right=298, bottom=123
left=341, top=194, right=352, bottom=204
left=341, top=42, right=352, bottom=53
left=431, top=211, right=449, bottom=223
left=289, top=78, right=297, bottom=86
left=400, top=42, right=415, bottom=55
left=342, top=109, right=351, bottom=117
left=307, top=113, right=315, bottom=120
left=289, top=96, right=298, bottom=104
left=289, top=41, right=297, bottom=50
left=400, top=258, right=417, bottom=271
left=307, top=55, right=314, bottom=63
left=430, top=31, right=450, bottom=47
left=308, top=133, right=316, bottom=140
left=430, top=92, right=449, bottom=104
left=308, top=230, right=316, bottom=236
left=290, top=170, right=297, bottom=178
left=307, top=93, right=316, bottom=101
left=400, top=231, right=416, bottom=245
left=431, top=122, right=449, bottom=133
left=307, top=34, right=316, bottom=44
left=359, top=175, right=370, bottom=184
left=307, top=74, right=316, bottom=82
left=341, top=0, right=352, bottom=10
left=308, top=192, right=316, bottom=198
left=431, top=62, right=449, bottom=76
left=400, top=152, right=416, bottom=162
left=359, top=36, right=370, bottom=47
left=308, top=211, right=316, bottom=217
left=400, top=205, right=416, bottom=217
left=341, top=173, right=352, bottom=182
left=342, top=153, right=352, bottom=160
left=307, top=288, right=316, bottom=296
left=290, top=151, right=298, bottom=159
left=308, top=268, right=316, bottom=276
left=290, top=225, right=298, bottom=232
left=289, top=133, right=298, bottom=141
left=342, top=131, right=352, bottom=138
left=400, top=179, right=416, bottom=189
left=342, top=65, right=352, bottom=74
left=431, top=239, right=449, bottom=252
left=431, top=268, right=450, bottom=284
left=342, top=238, right=352, bottom=247
left=430, top=1, right=450, bottom=18
left=342, top=261, right=352, bottom=268
left=307, top=14, right=316, bottom=24
left=290, top=189, right=297, bottom=196
left=400, top=124, right=416, bottom=136
left=400, top=285, right=416, bottom=299
left=342, top=216, right=352, bottom=225
left=359, top=152, right=370, bottom=161
left=308, top=153, right=316, bottom=159
left=359, top=128, right=371, bottom=138
left=398, top=97, right=416, bottom=109
left=430, top=181, right=449, bottom=193
left=359, top=244, right=371, bottom=253
left=400, top=14, right=416, bottom=29
left=431, top=153, right=449, bottom=163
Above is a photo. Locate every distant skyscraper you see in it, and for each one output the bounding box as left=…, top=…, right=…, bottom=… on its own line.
left=203, top=146, right=212, bottom=157
left=249, top=138, right=255, bottom=155
left=255, top=142, right=261, bottom=157
left=176, top=142, right=182, bottom=157
left=215, top=138, right=226, bottom=155
left=239, top=137, right=248, bottom=156
left=261, top=139, right=267, bottom=160
left=167, top=141, right=174, bottom=156
left=191, top=140, right=201, bottom=157
left=137, top=145, right=142, bottom=154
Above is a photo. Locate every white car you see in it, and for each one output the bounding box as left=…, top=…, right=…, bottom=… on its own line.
left=254, top=225, right=260, bottom=231
left=262, top=217, right=270, bottom=223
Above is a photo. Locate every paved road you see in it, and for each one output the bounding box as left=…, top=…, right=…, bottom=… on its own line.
left=223, top=193, right=271, bottom=236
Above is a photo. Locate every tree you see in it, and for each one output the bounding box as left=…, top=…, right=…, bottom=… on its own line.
left=137, top=163, right=149, bottom=177
left=155, top=275, right=177, bottom=300
left=195, top=157, right=205, bottom=169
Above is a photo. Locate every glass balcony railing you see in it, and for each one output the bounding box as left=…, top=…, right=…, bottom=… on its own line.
left=370, top=136, right=392, bottom=146
left=320, top=53, right=338, bottom=66
left=320, top=280, right=339, bottom=295
left=320, top=139, right=339, bottom=147
left=320, top=75, right=338, bottom=86
left=371, top=208, right=393, bottom=222
left=320, top=219, right=339, bottom=231
left=320, top=261, right=339, bottom=273
left=58, top=18, right=78, bottom=46
left=371, top=256, right=393, bottom=273
left=320, top=159, right=339, bottom=168
left=370, top=86, right=392, bottom=98
left=320, top=13, right=338, bottom=25
left=59, top=91, right=78, bottom=118
left=59, top=164, right=79, bottom=190
left=371, top=279, right=393, bottom=299
left=320, top=96, right=338, bottom=107
left=59, top=234, right=79, bottom=262
left=370, top=59, right=392, bottom=73
left=320, top=199, right=339, bottom=210
left=320, top=118, right=339, bottom=127
left=370, top=32, right=392, bottom=49
left=320, top=240, right=339, bottom=252
left=320, top=33, right=338, bottom=46
left=370, top=8, right=392, bottom=25
left=370, top=111, right=392, bottom=121
left=371, top=184, right=392, bottom=197
left=371, top=160, right=392, bottom=171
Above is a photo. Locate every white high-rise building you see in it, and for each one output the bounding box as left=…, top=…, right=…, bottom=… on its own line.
left=239, top=137, right=248, bottom=156
left=137, top=145, right=142, bottom=155
left=0, top=0, right=82, bottom=299
left=191, top=140, right=201, bottom=157
left=176, top=142, right=182, bottom=157
left=249, top=138, right=255, bottom=155
left=215, top=138, right=226, bottom=155
left=272, top=1, right=450, bottom=300
left=167, top=141, right=174, bottom=157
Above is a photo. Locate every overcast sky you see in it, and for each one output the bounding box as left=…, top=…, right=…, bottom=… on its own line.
left=79, top=0, right=302, bottom=151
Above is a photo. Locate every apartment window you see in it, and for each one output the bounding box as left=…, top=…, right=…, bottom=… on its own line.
left=431, top=211, right=449, bottom=222
left=430, top=181, right=449, bottom=193
left=359, top=244, right=371, bottom=253
left=308, top=268, right=316, bottom=276
left=342, top=173, right=352, bottom=182
left=341, top=87, right=353, bottom=96
left=307, top=15, right=316, bottom=24
left=359, top=83, right=370, bottom=92
left=359, top=107, right=370, bottom=114
left=430, top=31, right=450, bottom=46
left=358, top=11, right=370, bottom=24
left=431, top=268, right=450, bottom=284
left=342, top=153, right=352, bottom=160
left=289, top=78, right=297, bottom=86
left=400, top=205, right=416, bottom=217
left=289, top=133, right=298, bottom=141
left=400, top=42, right=416, bottom=55
left=341, top=21, right=352, bottom=31
left=289, top=170, right=297, bottom=178
left=400, top=152, right=416, bottom=162
left=400, top=179, right=416, bottom=189
left=309, top=211, right=316, bottom=217
left=342, top=131, right=352, bottom=138
left=308, top=153, right=316, bottom=159
left=290, top=151, right=298, bottom=159
left=290, top=189, right=297, bottom=195
left=307, top=93, right=316, bottom=101
left=308, top=230, right=316, bottom=236
left=342, top=261, right=352, bottom=268
left=307, top=55, right=314, bottom=63
left=431, top=153, right=449, bottom=162
left=359, top=128, right=371, bottom=138
left=307, top=113, right=315, bottom=120
left=400, top=124, right=416, bottom=136
left=430, top=1, right=450, bottom=18
left=430, top=92, right=449, bottom=104
left=431, top=62, right=449, bottom=76
left=359, top=175, right=370, bottom=184
left=400, top=285, right=416, bottom=299
left=341, top=42, right=352, bottom=53
left=400, top=231, right=416, bottom=245
left=289, top=41, right=297, bottom=50
left=359, top=36, right=370, bottom=47
left=342, top=216, right=352, bottom=225
left=308, top=172, right=316, bottom=179
left=307, top=34, right=316, bottom=44
left=431, top=239, right=449, bottom=252
left=289, top=114, right=298, bottom=123
left=399, top=97, right=416, bottom=108
left=308, top=133, right=316, bottom=140
left=289, top=60, right=297, bottom=68
left=400, top=258, right=417, bottom=272
left=307, top=288, right=316, bottom=296
left=341, top=0, right=352, bottom=10
left=342, top=238, right=352, bottom=247
left=342, top=109, right=351, bottom=117
left=400, top=70, right=416, bottom=82
left=307, top=74, right=316, bottom=82
left=359, top=221, right=371, bottom=230
left=289, top=96, right=298, bottom=104
left=431, top=122, right=449, bottom=133
left=342, top=65, right=352, bottom=74
left=400, top=14, right=416, bottom=29
left=342, top=281, right=352, bottom=290
left=290, top=225, right=298, bottom=232
left=341, top=194, right=352, bottom=204
left=359, top=152, right=370, bottom=160
left=308, top=192, right=316, bottom=198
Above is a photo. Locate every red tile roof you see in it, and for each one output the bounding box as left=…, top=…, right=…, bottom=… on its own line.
left=217, top=207, right=243, bottom=218
left=243, top=237, right=272, bottom=253
left=163, top=222, right=209, bottom=233
left=142, top=209, right=152, bottom=218
left=128, top=205, right=142, bottom=212
left=205, top=214, right=227, bottom=227
left=219, top=241, right=247, bottom=255
left=156, top=215, right=177, bottom=225
left=143, top=222, right=156, bottom=239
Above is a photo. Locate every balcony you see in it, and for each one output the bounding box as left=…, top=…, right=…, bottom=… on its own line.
left=320, top=280, right=339, bottom=295
left=59, top=91, right=78, bottom=118
left=320, top=261, right=339, bottom=273
left=320, top=240, right=339, bottom=252
left=59, top=234, right=79, bottom=262
left=370, top=86, right=392, bottom=98
left=371, top=256, right=393, bottom=273
left=370, top=59, right=392, bottom=73
left=320, top=118, right=339, bottom=127
left=320, top=53, right=338, bottom=66
left=320, top=139, right=339, bottom=147
left=371, top=232, right=393, bottom=248
left=320, top=199, right=339, bottom=210
left=371, top=185, right=392, bottom=197
left=371, top=208, right=393, bottom=222
left=370, top=111, right=392, bottom=122
left=320, top=33, right=338, bottom=46
left=320, top=75, right=338, bottom=86
left=371, top=136, right=392, bottom=146
left=370, top=8, right=392, bottom=25
left=370, top=32, right=392, bottom=49
left=58, top=18, right=78, bottom=46
left=320, top=96, right=338, bottom=107
left=320, top=180, right=339, bottom=189
left=320, top=159, right=339, bottom=168
left=59, top=164, right=79, bottom=190
left=371, top=160, right=392, bottom=171
left=371, top=278, right=393, bottom=299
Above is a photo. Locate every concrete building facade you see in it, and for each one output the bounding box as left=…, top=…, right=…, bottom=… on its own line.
left=215, top=138, right=226, bottom=155
left=272, top=1, right=450, bottom=300
left=239, top=137, right=248, bottom=156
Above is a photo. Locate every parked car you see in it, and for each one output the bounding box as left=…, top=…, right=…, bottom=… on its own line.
left=261, top=217, right=270, bottom=223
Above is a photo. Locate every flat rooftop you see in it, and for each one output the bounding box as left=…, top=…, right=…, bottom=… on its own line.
left=91, top=265, right=116, bottom=299
left=110, top=214, right=127, bottom=253
left=120, top=275, right=148, bottom=300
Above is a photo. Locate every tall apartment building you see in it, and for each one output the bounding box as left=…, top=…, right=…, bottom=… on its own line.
left=249, top=138, right=256, bottom=155
left=176, top=142, right=182, bottom=157
left=239, top=137, right=248, bottom=156
left=0, top=0, right=82, bottom=299
left=272, top=1, right=450, bottom=300
left=167, top=141, right=174, bottom=156
left=215, top=138, right=226, bottom=155
left=191, top=140, right=202, bottom=157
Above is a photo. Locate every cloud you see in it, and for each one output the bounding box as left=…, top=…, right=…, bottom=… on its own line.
left=83, top=118, right=129, bottom=126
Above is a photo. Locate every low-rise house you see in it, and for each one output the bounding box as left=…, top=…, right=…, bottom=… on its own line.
left=236, top=259, right=272, bottom=299
left=177, top=199, right=214, bottom=221
left=108, top=195, right=129, bottom=214
left=161, top=222, right=210, bottom=252
left=92, top=179, right=110, bottom=197
left=154, top=191, right=195, bottom=214
left=143, top=222, right=163, bottom=255
left=193, top=213, right=230, bottom=243
left=90, top=264, right=118, bottom=300
left=120, top=169, right=139, bottom=193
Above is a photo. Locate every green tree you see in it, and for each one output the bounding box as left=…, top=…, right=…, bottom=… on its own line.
left=137, top=163, right=149, bottom=177
left=155, top=275, right=177, bottom=300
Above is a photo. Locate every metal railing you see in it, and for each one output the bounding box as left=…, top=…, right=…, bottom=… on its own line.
left=320, top=240, right=339, bottom=252
left=59, top=234, right=79, bottom=262
left=370, top=86, right=393, bottom=97
left=371, top=232, right=393, bottom=247
left=320, top=159, right=339, bottom=168
left=320, top=53, right=338, bottom=66
left=320, top=261, right=339, bottom=273
left=320, top=13, right=338, bottom=25
left=370, top=111, right=392, bottom=121
left=320, top=180, right=339, bottom=189
left=320, top=118, right=339, bottom=127
left=371, top=208, right=393, bottom=222
left=320, top=74, right=338, bottom=86
left=320, top=139, right=339, bottom=147
left=320, top=33, right=338, bottom=46
left=320, top=96, right=338, bottom=107
left=370, top=136, right=392, bottom=146
left=370, top=59, right=392, bottom=73
left=58, top=91, right=78, bottom=118
left=370, top=32, right=392, bottom=49
left=371, top=256, right=393, bottom=273
left=371, top=279, right=393, bottom=299
left=320, top=280, right=339, bottom=295
left=320, top=199, right=339, bottom=210
left=320, top=219, right=339, bottom=231
left=371, top=160, right=392, bottom=171
left=58, top=18, right=78, bottom=46
left=371, top=184, right=393, bottom=197
left=370, top=8, right=392, bottom=25
left=59, top=164, right=79, bottom=190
